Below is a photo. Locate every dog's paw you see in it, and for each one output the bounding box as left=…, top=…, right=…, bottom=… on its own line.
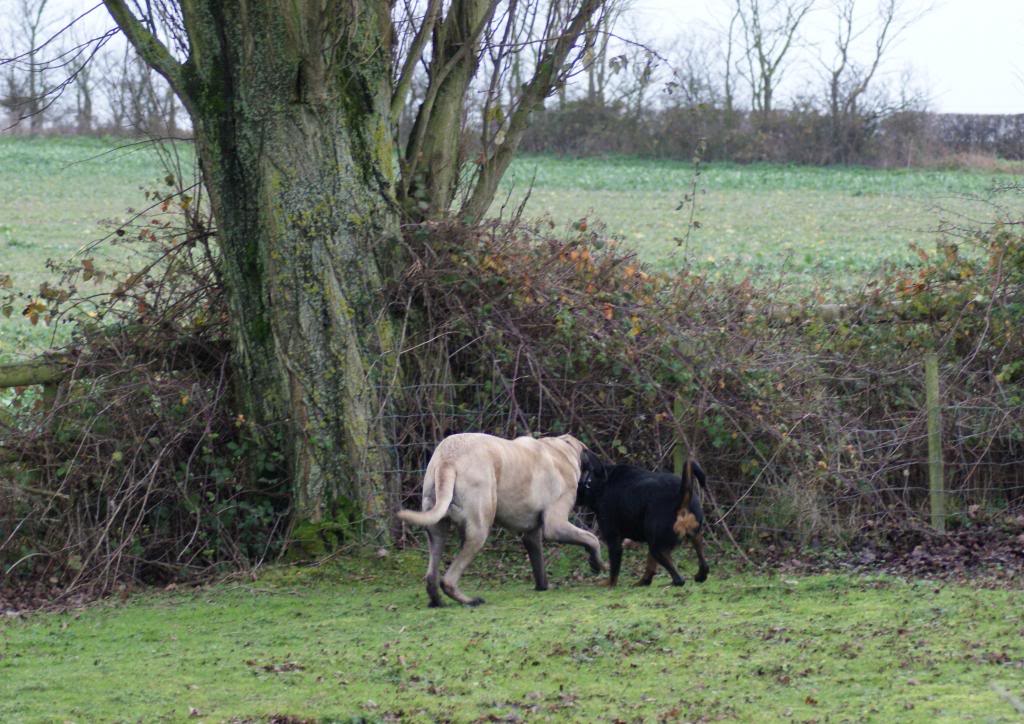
left=428, top=599, right=444, bottom=608
left=694, top=570, right=709, bottom=583
left=589, top=559, right=606, bottom=574
left=466, top=597, right=486, bottom=607
left=534, top=584, right=549, bottom=592
left=671, top=579, right=686, bottom=587
left=634, top=578, right=653, bottom=587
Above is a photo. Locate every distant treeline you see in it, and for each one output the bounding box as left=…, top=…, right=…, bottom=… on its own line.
left=520, top=102, right=1024, bottom=167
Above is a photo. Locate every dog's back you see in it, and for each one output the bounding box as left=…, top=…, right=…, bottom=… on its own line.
left=597, top=465, right=689, bottom=549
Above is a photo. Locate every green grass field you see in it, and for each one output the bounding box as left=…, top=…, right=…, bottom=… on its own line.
left=1, top=137, right=189, bottom=362
left=2, top=137, right=1022, bottom=364
left=2, top=550, right=1023, bottom=722
left=502, top=155, right=1023, bottom=285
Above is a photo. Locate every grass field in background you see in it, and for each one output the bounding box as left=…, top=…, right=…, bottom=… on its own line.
left=502, top=154, right=1024, bottom=285
left=2, top=550, right=1023, bottom=722
left=1, top=137, right=189, bottom=362
left=2, top=137, right=1022, bottom=362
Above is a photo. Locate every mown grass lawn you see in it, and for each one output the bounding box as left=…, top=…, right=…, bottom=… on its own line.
left=2, top=549, right=1022, bottom=722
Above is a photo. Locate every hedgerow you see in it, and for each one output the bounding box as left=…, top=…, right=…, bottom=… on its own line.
left=2, top=194, right=1022, bottom=596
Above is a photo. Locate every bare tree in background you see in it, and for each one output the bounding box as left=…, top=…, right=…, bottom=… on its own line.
left=121, top=53, right=178, bottom=135
left=1, top=0, right=56, bottom=132
left=583, top=0, right=632, bottom=106
left=722, top=4, right=741, bottom=115
left=93, top=44, right=130, bottom=131
left=68, top=25, right=95, bottom=133
left=603, top=15, right=657, bottom=119
left=665, top=31, right=724, bottom=109
left=734, top=0, right=814, bottom=119
left=820, top=0, right=920, bottom=162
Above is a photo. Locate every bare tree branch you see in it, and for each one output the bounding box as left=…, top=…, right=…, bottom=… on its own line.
left=391, top=0, right=443, bottom=125
left=461, top=0, right=606, bottom=221
left=102, top=0, right=187, bottom=106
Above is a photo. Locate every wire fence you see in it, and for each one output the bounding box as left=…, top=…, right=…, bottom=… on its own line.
left=377, top=373, right=1024, bottom=553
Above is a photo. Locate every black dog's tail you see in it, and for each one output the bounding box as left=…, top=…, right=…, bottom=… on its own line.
left=680, top=459, right=707, bottom=509
left=681, top=460, right=694, bottom=510
left=673, top=460, right=705, bottom=538
left=690, top=459, right=707, bottom=490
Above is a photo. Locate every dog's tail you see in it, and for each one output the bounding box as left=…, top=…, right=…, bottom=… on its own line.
left=679, top=459, right=707, bottom=509
left=397, top=463, right=456, bottom=527
left=690, top=459, right=707, bottom=490
left=680, top=460, right=695, bottom=510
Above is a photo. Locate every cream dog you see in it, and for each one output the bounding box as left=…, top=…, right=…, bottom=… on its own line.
left=398, top=432, right=604, bottom=606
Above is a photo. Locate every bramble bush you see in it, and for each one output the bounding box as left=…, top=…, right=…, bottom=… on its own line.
left=395, top=216, right=1024, bottom=542
left=1, top=174, right=287, bottom=596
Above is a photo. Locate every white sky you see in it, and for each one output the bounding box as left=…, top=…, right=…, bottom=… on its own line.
left=7, top=1, right=1023, bottom=116
left=630, top=0, right=1024, bottom=114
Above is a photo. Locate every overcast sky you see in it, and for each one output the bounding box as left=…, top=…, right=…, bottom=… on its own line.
left=631, top=0, right=1024, bottom=114
left=8, top=0, right=1023, bottom=116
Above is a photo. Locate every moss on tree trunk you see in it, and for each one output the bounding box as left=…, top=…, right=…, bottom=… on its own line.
left=131, top=0, right=404, bottom=535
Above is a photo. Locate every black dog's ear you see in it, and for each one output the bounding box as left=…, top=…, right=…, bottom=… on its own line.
left=581, top=449, right=605, bottom=478
left=576, top=449, right=604, bottom=504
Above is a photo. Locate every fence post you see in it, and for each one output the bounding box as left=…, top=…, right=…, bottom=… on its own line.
left=673, top=395, right=684, bottom=477
left=925, top=352, right=945, bottom=533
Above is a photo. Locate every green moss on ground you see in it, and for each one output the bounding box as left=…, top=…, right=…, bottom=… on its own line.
left=2, top=548, right=1022, bottom=722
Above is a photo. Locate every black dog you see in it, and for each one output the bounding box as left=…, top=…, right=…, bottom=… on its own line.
left=578, top=453, right=709, bottom=587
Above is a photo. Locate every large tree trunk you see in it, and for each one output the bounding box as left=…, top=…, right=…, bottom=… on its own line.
left=195, top=5, right=400, bottom=532
left=108, top=0, right=402, bottom=534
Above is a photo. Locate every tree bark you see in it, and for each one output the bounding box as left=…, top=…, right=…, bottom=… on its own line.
left=105, top=0, right=402, bottom=534
left=401, top=0, right=495, bottom=219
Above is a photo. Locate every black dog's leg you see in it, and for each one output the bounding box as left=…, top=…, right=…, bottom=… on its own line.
left=522, top=527, right=548, bottom=591
left=650, top=547, right=686, bottom=586
left=690, top=532, right=709, bottom=583
left=607, top=538, right=624, bottom=587
left=636, top=552, right=658, bottom=586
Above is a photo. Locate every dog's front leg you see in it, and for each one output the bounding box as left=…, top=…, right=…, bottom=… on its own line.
left=543, top=517, right=605, bottom=574
left=521, top=527, right=548, bottom=591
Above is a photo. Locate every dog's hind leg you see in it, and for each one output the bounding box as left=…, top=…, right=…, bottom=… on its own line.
left=650, top=547, right=686, bottom=586
left=606, top=538, right=623, bottom=587
left=521, top=526, right=548, bottom=591
left=543, top=517, right=605, bottom=574
left=424, top=521, right=449, bottom=607
left=440, top=506, right=493, bottom=606
left=635, top=552, right=658, bottom=586
left=689, top=532, right=709, bottom=583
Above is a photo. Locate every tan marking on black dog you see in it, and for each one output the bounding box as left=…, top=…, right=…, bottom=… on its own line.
left=673, top=511, right=699, bottom=537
